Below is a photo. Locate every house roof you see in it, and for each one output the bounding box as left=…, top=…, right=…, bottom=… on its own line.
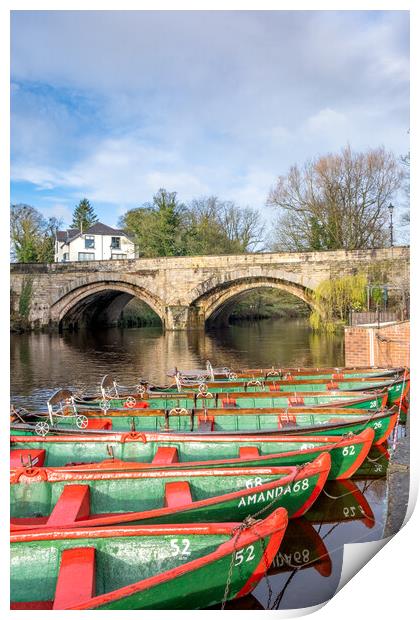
left=57, top=222, right=134, bottom=246
left=56, top=228, right=79, bottom=242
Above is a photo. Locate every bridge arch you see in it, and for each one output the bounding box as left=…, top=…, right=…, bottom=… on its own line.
left=189, top=276, right=318, bottom=328
left=50, top=280, right=166, bottom=330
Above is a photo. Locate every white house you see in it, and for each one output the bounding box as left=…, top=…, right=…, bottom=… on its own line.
left=55, top=223, right=137, bottom=262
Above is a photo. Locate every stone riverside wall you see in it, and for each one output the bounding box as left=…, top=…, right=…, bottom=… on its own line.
left=344, top=321, right=410, bottom=368
left=10, top=247, right=409, bottom=331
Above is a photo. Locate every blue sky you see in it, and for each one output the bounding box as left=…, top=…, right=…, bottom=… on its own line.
left=11, top=10, right=409, bottom=231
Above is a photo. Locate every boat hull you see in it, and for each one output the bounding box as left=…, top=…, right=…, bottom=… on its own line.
left=10, top=428, right=375, bottom=480
left=10, top=454, right=330, bottom=530
left=10, top=508, right=288, bottom=610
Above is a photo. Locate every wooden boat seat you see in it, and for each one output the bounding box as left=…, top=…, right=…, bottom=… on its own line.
left=278, top=415, right=296, bottom=428
left=164, top=481, right=193, bottom=508
left=10, top=449, right=46, bottom=469
left=222, top=398, right=237, bottom=408
left=327, top=382, right=339, bottom=390
left=86, top=419, right=112, bottom=430
left=239, top=446, right=260, bottom=459
left=47, top=485, right=90, bottom=527
left=197, top=415, right=214, bottom=432
left=53, top=547, right=96, bottom=609
left=152, top=446, right=179, bottom=464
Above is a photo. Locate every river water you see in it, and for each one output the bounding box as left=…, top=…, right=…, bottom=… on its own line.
left=10, top=318, right=396, bottom=610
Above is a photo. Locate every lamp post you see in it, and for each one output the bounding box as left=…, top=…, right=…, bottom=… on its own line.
left=388, top=203, right=394, bottom=247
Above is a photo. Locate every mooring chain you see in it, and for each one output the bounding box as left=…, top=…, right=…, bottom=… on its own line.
left=221, top=517, right=258, bottom=609
left=221, top=464, right=307, bottom=608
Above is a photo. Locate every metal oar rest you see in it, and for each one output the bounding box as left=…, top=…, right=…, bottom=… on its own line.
left=193, top=384, right=216, bottom=409
left=44, top=389, right=89, bottom=435
left=100, top=374, right=148, bottom=410
left=163, top=407, right=194, bottom=432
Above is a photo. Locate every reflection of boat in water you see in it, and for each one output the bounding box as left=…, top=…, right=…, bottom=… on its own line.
left=353, top=445, right=390, bottom=479
left=269, top=517, right=332, bottom=577
left=305, top=479, right=375, bottom=529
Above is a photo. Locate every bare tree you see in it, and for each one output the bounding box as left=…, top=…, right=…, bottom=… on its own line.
left=184, top=197, right=265, bottom=254
left=267, top=145, right=403, bottom=251
left=10, top=204, right=62, bottom=263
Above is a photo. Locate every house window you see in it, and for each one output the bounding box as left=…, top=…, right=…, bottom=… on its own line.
left=111, top=237, right=121, bottom=249
left=63, top=253, right=69, bottom=262
left=78, top=252, right=95, bottom=261
left=85, top=235, right=95, bottom=249
left=111, top=253, right=127, bottom=260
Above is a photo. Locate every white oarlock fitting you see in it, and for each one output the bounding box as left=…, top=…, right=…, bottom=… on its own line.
left=76, top=414, right=88, bottom=429
left=35, top=420, right=49, bottom=436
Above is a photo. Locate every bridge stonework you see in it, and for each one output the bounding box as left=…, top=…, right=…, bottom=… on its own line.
left=10, top=247, right=409, bottom=331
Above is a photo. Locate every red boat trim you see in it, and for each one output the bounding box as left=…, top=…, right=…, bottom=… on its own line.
left=10, top=430, right=370, bottom=445
left=401, top=379, right=410, bottom=401
left=11, top=465, right=296, bottom=484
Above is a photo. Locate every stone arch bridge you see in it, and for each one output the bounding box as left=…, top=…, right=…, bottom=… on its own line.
left=10, top=247, right=409, bottom=331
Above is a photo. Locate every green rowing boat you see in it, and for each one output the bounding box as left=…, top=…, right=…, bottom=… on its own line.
left=10, top=507, right=288, bottom=609
left=74, top=389, right=387, bottom=411
left=168, top=362, right=405, bottom=381
left=12, top=406, right=397, bottom=447
left=10, top=453, right=330, bottom=530
left=10, top=428, right=375, bottom=480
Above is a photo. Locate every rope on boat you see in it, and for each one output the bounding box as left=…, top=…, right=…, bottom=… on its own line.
left=321, top=487, right=364, bottom=501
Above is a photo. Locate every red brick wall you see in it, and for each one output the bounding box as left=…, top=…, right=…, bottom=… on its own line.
left=345, top=321, right=410, bottom=368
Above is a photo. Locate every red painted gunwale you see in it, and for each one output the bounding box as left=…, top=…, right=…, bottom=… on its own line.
left=10, top=454, right=331, bottom=531
left=11, top=507, right=288, bottom=610
left=70, top=390, right=391, bottom=412
left=10, top=428, right=371, bottom=446
left=10, top=429, right=374, bottom=480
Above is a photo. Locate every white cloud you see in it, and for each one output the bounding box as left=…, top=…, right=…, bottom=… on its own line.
left=304, top=108, right=347, bottom=135
left=41, top=203, right=73, bottom=223
left=10, top=10, right=410, bottom=216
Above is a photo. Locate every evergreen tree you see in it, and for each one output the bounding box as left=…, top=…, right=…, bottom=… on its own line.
left=72, top=199, right=98, bottom=232
left=119, top=189, right=186, bottom=257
